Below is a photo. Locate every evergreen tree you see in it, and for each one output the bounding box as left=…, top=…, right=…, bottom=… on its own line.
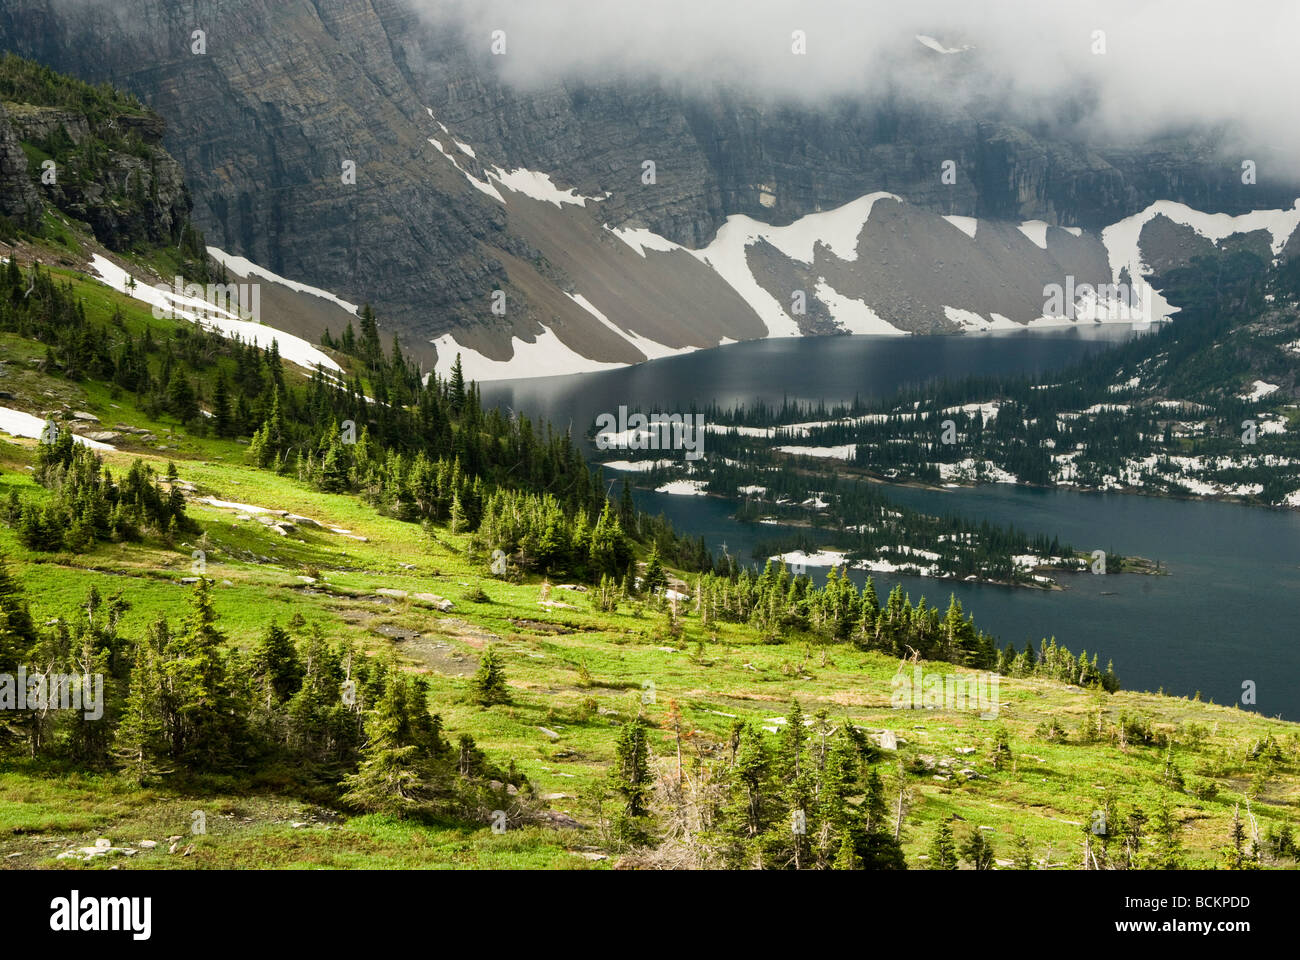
left=213, top=376, right=233, bottom=437
left=610, top=716, right=651, bottom=841
left=164, top=580, right=242, bottom=767
left=1012, top=834, right=1035, bottom=869
left=1148, top=796, right=1184, bottom=869
left=249, top=621, right=303, bottom=706
left=358, top=304, right=382, bottom=366
left=0, top=552, right=36, bottom=671
left=112, top=637, right=167, bottom=784
left=470, top=646, right=510, bottom=705
left=929, top=820, right=958, bottom=869
left=1220, top=803, right=1259, bottom=870
left=642, top=546, right=667, bottom=596
left=447, top=354, right=466, bottom=411
left=961, top=827, right=995, bottom=870
left=341, top=674, right=434, bottom=818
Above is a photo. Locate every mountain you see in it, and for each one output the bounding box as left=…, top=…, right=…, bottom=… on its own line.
left=2, top=0, right=1298, bottom=380
left=0, top=52, right=197, bottom=259
left=1, top=48, right=1298, bottom=882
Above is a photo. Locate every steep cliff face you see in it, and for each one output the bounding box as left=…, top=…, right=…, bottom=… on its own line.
left=6, top=103, right=191, bottom=250
left=0, top=102, right=39, bottom=224
left=0, top=52, right=195, bottom=254
left=1, top=0, right=1295, bottom=373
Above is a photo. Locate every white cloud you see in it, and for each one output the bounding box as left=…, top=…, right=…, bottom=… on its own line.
left=416, top=0, right=1300, bottom=165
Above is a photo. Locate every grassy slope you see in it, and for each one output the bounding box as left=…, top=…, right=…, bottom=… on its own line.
left=0, top=255, right=1297, bottom=871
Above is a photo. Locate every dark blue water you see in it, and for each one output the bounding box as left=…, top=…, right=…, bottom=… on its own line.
left=479, top=327, right=1141, bottom=432
left=481, top=328, right=1298, bottom=718
left=633, top=484, right=1300, bottom=719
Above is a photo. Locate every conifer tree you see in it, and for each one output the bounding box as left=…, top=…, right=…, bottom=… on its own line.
left=643, top=546, right=667, bottom=596
left=833, top=832, right=860, bottom=870
left=1220, top=803, right=1259, bottom=870
left=113, top=637, right=167, bottom=785
left=929, top=820, right=958, bottom=869
left=961, top=827, right=995, bottom=870
left=341, top=674, right=429, bottom=818
left=249, top=621, right=303, bottom=707
left=448, top=353, right=466, bottom=411
left=610, top=716, right=651, bottom=839
left=0, top=552, right=36, bottom=671
left=165, top=579, right=242, bottom=767
left=213, top=376, right=233, bottom=437
left=470, top=646, right=510, bottom=705
left=1148, top=795, right=1184, bottom=869
left=1012, top=834, right=1035, bottom=869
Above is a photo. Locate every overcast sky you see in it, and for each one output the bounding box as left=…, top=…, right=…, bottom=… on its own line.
left=416, top=0, right=1298, bottom=159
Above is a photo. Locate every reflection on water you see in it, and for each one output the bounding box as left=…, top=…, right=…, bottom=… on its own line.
left=482, top=327, right=1294, bottom=718
left=479, top=326, right=1143, bottom=435
left=634, top=484, right=1300, bottom=720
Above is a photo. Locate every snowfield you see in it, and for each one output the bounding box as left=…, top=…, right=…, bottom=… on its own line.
left=0, top=406, right=115, bottom=451
left=89, top=255, right=342, bottom=374
left=600, top=460, right=676, bottom=473
left=776, top=444, right=857, bottom=461
left=1239, top=380, right=1280, bottom=402
left=938, top=460, right=1018, bottom=484
left=654, top=479, right=709, bottom=496
left=432, top=328, right=625, bottom=382
left=415, top=118, right=1300, bottom=381
left=207, top=247, right=360, bottom=317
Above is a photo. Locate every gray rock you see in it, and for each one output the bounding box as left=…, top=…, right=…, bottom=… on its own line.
left=2, top=0, right=1287, bottom=371
left=411, top=592, right=454, bottom=611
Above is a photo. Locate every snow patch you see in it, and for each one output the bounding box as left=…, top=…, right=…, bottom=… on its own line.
left=1018, top=221, right=1051, bottom=249
left=692, top=193, right=900, bottom=338
left=942, top=215, right=978, bottom=239
left=0, top=407, right=114, bottom=450
left=776, top=444, right=857, bottom=460
left=206, top=247, right=360, bottom=316
left=1240, top=380, right=1280, bottom=402
left=89, top=255, right=342, bottom=374
left=432, top=328, right=625, bottom=382
left=606, top=225, right=687, bottom=258
left=655, top=479, right=708, bottom=496
left=915, top=35, right=973, bottom=54
left=487, top=167, right=605, bottom=208
left=565, top=292, right=695, bottom=361
left=815, top=281, right=905, bottom=335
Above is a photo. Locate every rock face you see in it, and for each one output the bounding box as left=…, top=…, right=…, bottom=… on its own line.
left=7, top=104, right=191, bottom=250
left=0, top=102, right=39, bottom=223
left=1, top=0, right=1295, bottom=361
left=0, top=61, right=194, bottom=253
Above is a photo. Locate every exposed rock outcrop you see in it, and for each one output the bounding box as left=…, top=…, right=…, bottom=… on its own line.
left=1, top=1, right=1294, bottom=363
